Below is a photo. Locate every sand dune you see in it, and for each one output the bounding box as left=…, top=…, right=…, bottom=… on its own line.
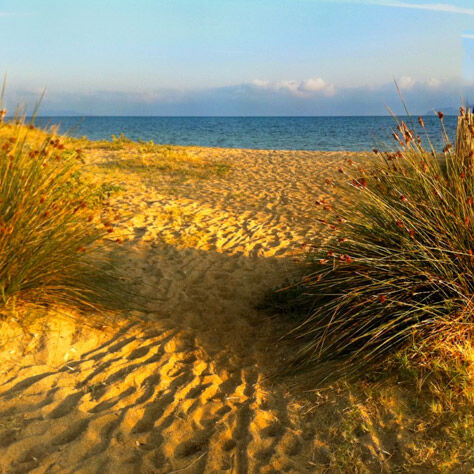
left=0, top=146, right=399, bottom=474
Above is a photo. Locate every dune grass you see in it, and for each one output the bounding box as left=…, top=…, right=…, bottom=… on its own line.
left=280, top=109, right=473, bottom=380
left=0, top=118, right=119, bottom=317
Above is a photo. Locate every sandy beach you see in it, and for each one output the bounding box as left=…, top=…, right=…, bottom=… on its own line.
left=0, top=142, right=469, bottom=473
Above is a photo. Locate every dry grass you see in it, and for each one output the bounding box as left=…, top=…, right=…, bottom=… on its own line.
left=278, top=109, right=473, bottom=383
left=0, top=119, right=122, bottom=318
left=83, top=134, right=231, bottom=181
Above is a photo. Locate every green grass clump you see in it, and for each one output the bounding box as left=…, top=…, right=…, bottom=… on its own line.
left=284, top=109, right=473, bottom=378
left=0, top=120, right=110, bottom=314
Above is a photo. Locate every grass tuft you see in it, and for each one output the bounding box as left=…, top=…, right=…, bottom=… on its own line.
left=282, top=108, right=473, bottom=379
left=0, top=118, right=117, bottom=317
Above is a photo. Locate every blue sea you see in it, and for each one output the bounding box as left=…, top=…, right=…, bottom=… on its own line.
left=32, top=116, right=458, bottom=152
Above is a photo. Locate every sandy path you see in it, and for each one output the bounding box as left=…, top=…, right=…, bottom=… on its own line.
left=0, top=147, right=363, bottom=473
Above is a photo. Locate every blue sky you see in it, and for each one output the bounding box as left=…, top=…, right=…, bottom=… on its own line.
left=0, top=0, right=473, bottom=115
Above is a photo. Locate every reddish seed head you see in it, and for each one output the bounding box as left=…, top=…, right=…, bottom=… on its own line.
left=107, top=228, right=113, bottom=233
left=467, top=197, right=473, bottom=206
left=408, top=229, right=415, bottom=238
left=115, top=238, right=123, bottom=243
left=352, top=177, right=367, bottom=188
left=460, top=172, right=466, bottom=180
left=325, top=178, right=333, bottom=185
left=396, top=220, right=403, bottom=228
left=77, top=246, right=86, bottom=252
left=373, top=148, right=379, bottom=155
left=443, top=144, right=452, bottom=153
left=327, top=251, right=334, bottom=257
left=319, top=259, right=328, bottom=264
left=437, top=111, right=444, bottom=120
left=40, top=197, right=45, bottom=203
left=400, top=195, right=408, bottom=202
left=338, top=168, right=344, bottom=174
left=418, top=116, right=425, bottom=127
left=338, top=237, right=346, bottom=243
left=379, top=295, right=386, bottom=304
left=88, top=215, right=94, bottom=222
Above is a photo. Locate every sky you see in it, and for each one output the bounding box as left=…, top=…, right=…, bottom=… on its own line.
left=0, top=0, right=473, bottom=115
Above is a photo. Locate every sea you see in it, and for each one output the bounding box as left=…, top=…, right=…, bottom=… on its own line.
left=32, top=116, right=458, bottom=152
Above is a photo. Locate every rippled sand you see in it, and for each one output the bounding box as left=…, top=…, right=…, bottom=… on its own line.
left=0, top=145, right=435, bottom=473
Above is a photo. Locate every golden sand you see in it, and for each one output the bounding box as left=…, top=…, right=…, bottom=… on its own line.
left=0, top=145, right=469, bottom=473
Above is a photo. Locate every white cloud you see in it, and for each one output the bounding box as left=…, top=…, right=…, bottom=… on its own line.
left=251, top=79, right=271, bottom=88
left=381, top=1, right=474, bottom=16
left=398, top=76, right=416, bottom=90
left=329, top=1, right=474, bottom=16
left=397, top=76, right=444, bottom=90
left=462, top=33, right=474, bottom=40
left=427, top=78, right=442, bottom=88
left=251, top=77, right=336, bottom=96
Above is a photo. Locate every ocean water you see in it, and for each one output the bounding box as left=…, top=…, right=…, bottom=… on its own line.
left=32, top=116, right=458, bottom=152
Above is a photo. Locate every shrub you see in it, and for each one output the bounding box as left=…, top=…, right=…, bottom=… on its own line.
left=0, top=120, right=109, bottom=314
left=285, top=109, right=473, bottom=378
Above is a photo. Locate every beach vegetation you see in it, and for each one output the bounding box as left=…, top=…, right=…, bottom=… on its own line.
left=0, top=117, right=117, bottom=317
left=281, top=108, right=473, bottom=381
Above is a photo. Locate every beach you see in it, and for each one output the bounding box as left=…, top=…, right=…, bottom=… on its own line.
left=0, top=140, right=470, bottom=473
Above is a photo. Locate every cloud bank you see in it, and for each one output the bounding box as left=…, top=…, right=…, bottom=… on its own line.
left=251, top=77, right=336, bottom=97
left=4, top=77, right=473, bottom=116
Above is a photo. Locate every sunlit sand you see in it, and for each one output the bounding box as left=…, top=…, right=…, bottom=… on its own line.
left=0, top=139, right=470, bottom=472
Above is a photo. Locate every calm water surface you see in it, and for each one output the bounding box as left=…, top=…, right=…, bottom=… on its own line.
left=33, top=116, right=457, bottom=151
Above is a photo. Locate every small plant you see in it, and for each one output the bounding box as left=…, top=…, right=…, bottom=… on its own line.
left=283, top=108, right=473, bottom=379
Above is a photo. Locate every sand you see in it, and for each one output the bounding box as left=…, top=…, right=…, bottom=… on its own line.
left=0, top=145, right=401, bottom=474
